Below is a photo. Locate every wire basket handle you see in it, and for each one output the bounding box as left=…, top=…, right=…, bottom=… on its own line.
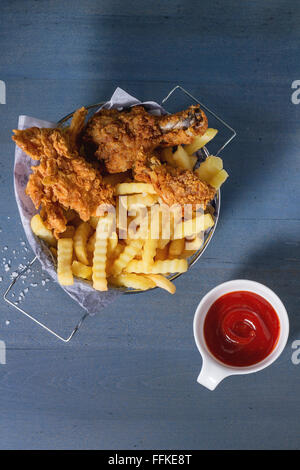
left=3, top=256, right=89, bottom=342
left=161, top=85, right=236, bottom=155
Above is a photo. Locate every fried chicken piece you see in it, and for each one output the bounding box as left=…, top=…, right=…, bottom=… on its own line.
left=83, top=105, right=207, bottom=173
left=134, top=153, right=216, bottom=209
left=13, top=109, right=115, bottom=237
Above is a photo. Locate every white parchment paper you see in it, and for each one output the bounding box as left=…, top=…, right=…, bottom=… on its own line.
left=13, top=88, right=166, bottom=314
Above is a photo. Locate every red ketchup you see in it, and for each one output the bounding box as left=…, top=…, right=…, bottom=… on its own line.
left=204, top=291, right=280, bottom=367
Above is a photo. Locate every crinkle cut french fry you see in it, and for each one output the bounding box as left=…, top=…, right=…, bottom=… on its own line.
left=107, top=231, right=118, bottom=256
left=109, top=273, right=156, bottom=290
left=72, top=260, right=92, bottom=280
left=185, top=128, right=218, bottom=155
left=111, top=239, right=144, bottom=276
left=30, top=214, right=57, bottom=247
left=74, top=222, right=92, bottom=265
left=115, top=182, right=157, bottom=195
left=145, top=274, right=176, bottom=294
left=57, top=238, right=73, bottom=286
left=142, top=238, right=158, bottom=271
left=92, top=216, right=113, bottom=291
left=125, top=258, right=188, bottom=274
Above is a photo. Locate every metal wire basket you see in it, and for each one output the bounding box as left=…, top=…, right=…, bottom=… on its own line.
left=4, top=85, right=236, bottom=341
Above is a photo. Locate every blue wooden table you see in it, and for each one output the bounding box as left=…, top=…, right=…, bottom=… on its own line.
left=0, top=0, right=300, bottom=450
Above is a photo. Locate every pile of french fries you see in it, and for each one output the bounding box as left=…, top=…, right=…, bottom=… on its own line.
left=30, top=129, right=228, bottom=295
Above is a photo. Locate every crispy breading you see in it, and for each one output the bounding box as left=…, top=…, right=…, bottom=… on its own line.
left=83, top=105, right=207, bottom=173
left=13, top=109, right=115, bottom=237
left=134, top=154, right=216, bottom=209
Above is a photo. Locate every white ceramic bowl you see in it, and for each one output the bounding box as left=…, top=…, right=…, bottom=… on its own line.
left=193, top=279, right=289, bottom=390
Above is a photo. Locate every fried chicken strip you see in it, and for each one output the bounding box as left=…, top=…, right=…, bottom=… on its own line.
left=13, top=109, right=114, bottom=237
left=134, top=153, right=216, bottom=209
left=83, top=105, right=208, bottom=173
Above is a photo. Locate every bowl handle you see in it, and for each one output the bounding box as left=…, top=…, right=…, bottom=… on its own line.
left=197, top=358, right=230, bottom=391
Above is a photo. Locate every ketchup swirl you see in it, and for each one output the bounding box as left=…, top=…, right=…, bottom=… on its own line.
left=204, top=291, right=280, bottom=367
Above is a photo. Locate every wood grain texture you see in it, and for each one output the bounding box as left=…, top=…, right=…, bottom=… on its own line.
left=0, top=0, right=300, bottom=450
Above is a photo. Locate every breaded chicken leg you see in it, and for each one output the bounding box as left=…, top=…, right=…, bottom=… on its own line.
left=134, top=152, right=216, bottom=209
left=83, top=105, right=208, bottom=173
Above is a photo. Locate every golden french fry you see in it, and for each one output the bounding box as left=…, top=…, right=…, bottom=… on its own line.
left=209, top=169, right=229, bottom=189
left=30, top=214, right=57, bottom=247
left=185, top=128, right=218, bottom=155
left=172, top=145, right=197, bottom=170
left=107, top=231, right=118, bottom=255
left=87, top=232, right=96, bottom=253
left=74, top=222, right=92, bottom=265
left=111, top=239, right=144, bottom=276
left=142, top=238, right=158, bottom=271
left=115, top=182, right=157, bottom=195
left=194, top=155, right=223, bottom=182
left=92, top=216, right=113, bottom=291
left=173, top=213, right=214, bottom=239
left=109, top=273, right=155, bottom=290
left=169, top=238, right=185, bottom=257
left=106, top=241, right=124, bottom=276
left=184, top=233, right=204, bottom=251
left=202, top=213, right=215, bottom=231
left=125, top=258, right=188, bottom=274
left=146, top=274, right=176, bottom=294
left=180, top=249, right=198, bottom=259
left=126, top=193, right=158, bottom=210
left=57, top=238, right=73, bottom=285
left=72, top=260, right=92, bottom=280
